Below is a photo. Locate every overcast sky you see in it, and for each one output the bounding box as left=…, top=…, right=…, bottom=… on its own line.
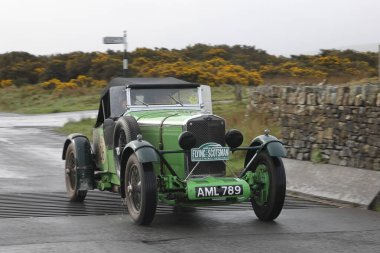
left=0, top=0, right=379, bottom=56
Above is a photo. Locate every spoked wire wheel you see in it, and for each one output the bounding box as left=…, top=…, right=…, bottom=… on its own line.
left=127, top=164, right=142, bottom=212
left=66, top=151, right=76, bottom=190
left=114, top=129, right=127, bottom=176
left=123, top=154, right=157, bottom=225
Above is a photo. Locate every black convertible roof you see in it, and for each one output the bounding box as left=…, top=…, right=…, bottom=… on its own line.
left=104, top=77, right=199, bottom=94
left=95, top=77, right=200, bottom=127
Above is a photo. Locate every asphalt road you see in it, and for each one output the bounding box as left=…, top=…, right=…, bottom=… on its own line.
left=0, top=111, right=96, bottom=193
left=0, top=111, right=379, bottom=253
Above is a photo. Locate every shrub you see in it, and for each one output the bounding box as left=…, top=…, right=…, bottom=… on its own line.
left=56, top=82, right=79, bottom=91
left=311, top=148, right=324, bottom=163
left=40, top=78, right=62, bottom=90
left=0, top=79, right=13, bottom=88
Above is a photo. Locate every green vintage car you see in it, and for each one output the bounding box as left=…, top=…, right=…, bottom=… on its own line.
left=62, top=77, right=286, bottom=225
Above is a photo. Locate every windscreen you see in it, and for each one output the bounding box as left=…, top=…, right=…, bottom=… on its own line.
left=130, top=88, right=199, bottom=106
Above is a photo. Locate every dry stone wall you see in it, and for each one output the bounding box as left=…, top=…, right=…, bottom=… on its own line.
left=249, top=83, right=380, bottom=170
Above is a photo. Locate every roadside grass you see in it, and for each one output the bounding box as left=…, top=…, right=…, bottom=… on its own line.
left=213, top=102, right=281, bottom=144
left=55, top=118, right=96, bottom=140
left=214, top=101, right=280, bottom=174
left=225, top=154, right=245, bottom=177
left=211, top=85, right=250, bottom=101
left=0, top=84, right=249, bottom=114
left=0, top=85, right=101, bottom=114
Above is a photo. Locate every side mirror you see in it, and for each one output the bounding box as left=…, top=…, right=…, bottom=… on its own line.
left=225, top=129, right=243, bottom=148
left=178, top=131, right=197, bottom=150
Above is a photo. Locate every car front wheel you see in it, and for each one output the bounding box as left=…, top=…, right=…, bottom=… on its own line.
left=249, top=151, right=286, bottom=221
left=123, top=153, right=157, bottom=225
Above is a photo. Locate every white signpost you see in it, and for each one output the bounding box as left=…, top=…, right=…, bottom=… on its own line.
left=103, top=31, right=128, bottom=76
left=103, top=37, right=124, bottom=44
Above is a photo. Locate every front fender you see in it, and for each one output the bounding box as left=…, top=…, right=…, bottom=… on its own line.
left=121, top=140, right=159, bottom=166
left=244, top=134, right=286, bottom=167
left=252, top=134, right=286, bottom=157
left=120, top=140, right=159, bottom=198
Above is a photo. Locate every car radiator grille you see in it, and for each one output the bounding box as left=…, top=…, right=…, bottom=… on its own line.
left=185, top=115, right=226, bottom=176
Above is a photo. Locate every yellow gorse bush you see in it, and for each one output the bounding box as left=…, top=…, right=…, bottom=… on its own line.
left=133, top=57, right=263, bottom=87
left=40, top=78, right=62, bottom=90
left=259, top=62, right=327, bottom=79
left=39, top=76, right=105, bottom=91
left=0, top=79, right=13, bottom=88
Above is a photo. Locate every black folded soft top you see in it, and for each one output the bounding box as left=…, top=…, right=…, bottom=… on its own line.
left=96, top=77, right=199, bottom=127
left=102, top=77, right=199, bottom=96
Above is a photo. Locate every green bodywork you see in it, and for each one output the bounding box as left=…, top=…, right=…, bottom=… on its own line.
left=87, top=107, right=282, bottom=207
left=131, top=110, right=196, bottom=179
left=92, top=127, right=120, bottom=189
left=92, top=110, right=198, bottom=183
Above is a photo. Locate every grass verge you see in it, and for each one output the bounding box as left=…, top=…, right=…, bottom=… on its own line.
left=0, top=84, right=249, bottom=114
left=0, top=85, right=101, bottom=114
left=55, top=118, right=96, bottom=140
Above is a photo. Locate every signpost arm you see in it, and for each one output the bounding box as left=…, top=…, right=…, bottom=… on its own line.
left=103, top=31, right=128, bottom=77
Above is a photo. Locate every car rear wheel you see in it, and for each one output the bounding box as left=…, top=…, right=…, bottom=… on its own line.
left=113, top=116, right=140, bottom=176
left=123, top=153, right=157, bottom=225
left=65, top=143, right=87, bottom=202
left=249, top=151, right=286, bottom=221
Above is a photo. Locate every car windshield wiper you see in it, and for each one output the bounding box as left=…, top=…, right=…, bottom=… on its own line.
left=135, top=98, right=149, bottom=106
left=169, top=95, right=183, bottom=106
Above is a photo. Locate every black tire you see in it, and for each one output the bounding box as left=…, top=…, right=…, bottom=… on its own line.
left=249, top=151, right=286, bottom=221
left=123, top=154, right=157, bottom=225
left=65, top=143, right=87, bottom=202
left=113, top=116, right=140, bottom=176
